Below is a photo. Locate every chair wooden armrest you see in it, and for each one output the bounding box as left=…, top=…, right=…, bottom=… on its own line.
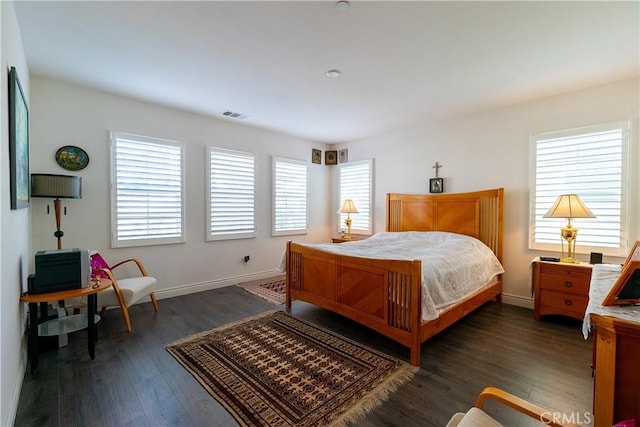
left=475, top=387, right=581, bottom=427
left=109, top=258, right=149, bottom=277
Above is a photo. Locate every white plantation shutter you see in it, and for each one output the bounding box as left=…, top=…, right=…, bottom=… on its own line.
left=207, top=147, right=256, bottom=240
left=339, top=159, right=373, bottom=234
left=110, top=132, right=185, bottom=248
left=530, top=120, right=630, bottom=256
left=273, top=157, right=307, bottom=236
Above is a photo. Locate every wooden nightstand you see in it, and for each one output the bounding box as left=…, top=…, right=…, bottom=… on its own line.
left=331, top=234, right=368, bottom=243
left=532, top=260, right=592, bottom=321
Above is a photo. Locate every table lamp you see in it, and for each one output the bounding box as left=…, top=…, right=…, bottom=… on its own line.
left=543, top=194, right=595, bottom=263
left=31, top=173, right=82, bottom=249
left=337, top=199, right=359, bottom=240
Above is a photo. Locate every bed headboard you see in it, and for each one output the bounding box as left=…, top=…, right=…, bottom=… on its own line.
left=386, top=188, right=504, bottom=262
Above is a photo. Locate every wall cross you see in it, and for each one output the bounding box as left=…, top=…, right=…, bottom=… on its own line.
left=433, top=162, right=443, bottom=178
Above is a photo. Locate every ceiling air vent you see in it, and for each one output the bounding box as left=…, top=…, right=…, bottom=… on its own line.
left=221, top=110, right=247, bottom=119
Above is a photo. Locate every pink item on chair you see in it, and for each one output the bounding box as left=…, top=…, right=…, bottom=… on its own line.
left=90, top=251, right=110, bottom=278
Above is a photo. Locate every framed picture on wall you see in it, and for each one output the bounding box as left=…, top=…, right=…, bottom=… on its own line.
left=8, top=67, right=30, bottom=210
left=325, top=150, right=337, bottom=165
left=338, top=149, right=348, bottom=163
left=429, top=178, right=443, bottom=194
left=312, top=149, right=321, bottom=164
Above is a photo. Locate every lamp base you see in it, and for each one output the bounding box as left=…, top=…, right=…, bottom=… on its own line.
left=560, top=257, right=580, bottom=264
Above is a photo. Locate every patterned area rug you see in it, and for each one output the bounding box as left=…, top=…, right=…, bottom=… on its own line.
left=166, top=311, right=417, bottom=427
left=236, top=274, right=286, bottom=305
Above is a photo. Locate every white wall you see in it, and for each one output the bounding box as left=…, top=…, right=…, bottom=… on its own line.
left=335, top=77, right=639, bottom=307
left=1, top=1, right=31, bottom=425
left=29, top=77, right=331, bottom=299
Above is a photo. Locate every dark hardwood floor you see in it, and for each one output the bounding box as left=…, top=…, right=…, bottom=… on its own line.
left=15, top=286, right=594, bottom=426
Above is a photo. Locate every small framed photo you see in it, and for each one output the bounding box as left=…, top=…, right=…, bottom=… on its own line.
left=429, top=178, right=443, bottom=193
left=338, top=149, right=348, bottom=163
left=312, top=149, right=321, bottom=164
left=325, top=150, right=337, bottom=165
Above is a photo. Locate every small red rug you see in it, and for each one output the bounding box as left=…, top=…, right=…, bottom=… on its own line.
left=236, top=274, right=286, bottom=305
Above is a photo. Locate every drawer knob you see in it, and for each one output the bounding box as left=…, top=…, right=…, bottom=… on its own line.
left=564, top=281, right=573, bottom=288
left=564, top=299, right=573, bottom=306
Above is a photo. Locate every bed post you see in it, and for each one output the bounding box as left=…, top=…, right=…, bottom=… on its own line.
left=285, top=241, right=292, bottom=310
left=409, top=260, right=422, bottom=366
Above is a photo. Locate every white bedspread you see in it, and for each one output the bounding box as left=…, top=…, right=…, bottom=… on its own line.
left=288, top=231, right=504, bottom=321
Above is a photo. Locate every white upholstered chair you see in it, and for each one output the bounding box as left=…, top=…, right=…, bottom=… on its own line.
left=447, top=387, right=581, bottom=427
left=90, top=252, right=158, bottom=332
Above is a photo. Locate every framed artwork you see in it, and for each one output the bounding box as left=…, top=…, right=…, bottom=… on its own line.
left=429, top=177, right=443, bottom=194
left=338, top=149, right=348, bottom=163
left=56, top=145, right=90, bottom=171
left=312, top=148, right=322, bottom=164
left=603, top=240, right=640, bottom=306
left=325, top=150, right=337, bottom=165
left=9, top=67, right=30, bottom=210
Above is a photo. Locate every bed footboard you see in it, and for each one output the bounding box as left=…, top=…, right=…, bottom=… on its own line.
left=286, top=241, right=424, bottom=364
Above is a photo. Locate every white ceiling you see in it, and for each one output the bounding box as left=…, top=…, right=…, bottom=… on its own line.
left=13, top=1, right=640, bottom=143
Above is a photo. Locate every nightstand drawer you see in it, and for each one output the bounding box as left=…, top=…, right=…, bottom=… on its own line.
left=538, top=272, right=590, bottom=295
left=539, top=290, right=588, bottom=319
left=538, top=262, right=592, bottom=278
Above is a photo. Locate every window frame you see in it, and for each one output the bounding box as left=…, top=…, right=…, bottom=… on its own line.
left=338, top=159, right=374, bottom=235
left=529, top=120, right=630, bottom=257
left=272, top=156, right=308, bottom=236
left=110, top=131, right=185, bottom=248
left=206, top=146, right=257, bottom=241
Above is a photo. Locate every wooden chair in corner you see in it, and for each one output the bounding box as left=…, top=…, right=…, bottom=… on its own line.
left=446, top=387, right=582, bottom=427
left=90, top=252, right=158, bottom=332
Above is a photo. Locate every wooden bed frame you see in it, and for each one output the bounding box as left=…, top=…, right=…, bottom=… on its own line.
left=285, top=188, right=504, bottom=366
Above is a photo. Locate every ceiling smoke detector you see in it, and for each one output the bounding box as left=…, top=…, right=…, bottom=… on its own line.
left=335, top=1, right=350, bottom=11
left=326, top=69, right=341, bottom=78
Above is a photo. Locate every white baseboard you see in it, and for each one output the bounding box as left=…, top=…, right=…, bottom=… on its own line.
left=502, top=292, right=534, bottom=309
left=153, top=273, right=535, bottom=311
left=8, top=336, right=28, bottom=427
left=154, top=269, right=283, bottom=301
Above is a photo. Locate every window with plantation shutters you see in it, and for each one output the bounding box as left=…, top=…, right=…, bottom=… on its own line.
left=110, top=132, right=185, bottom=248
left=273, top=157, right=307, bottom=236
left=529, top=120, right=630, bottom=257
left=207, top=147, right=256, bottom=241
left=339, top=159, right=373, bottom=235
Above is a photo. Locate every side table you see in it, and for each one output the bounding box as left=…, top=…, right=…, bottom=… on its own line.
left=20, top=278, right=111, bottom=372
left=532, top=260, right=592, bottom=321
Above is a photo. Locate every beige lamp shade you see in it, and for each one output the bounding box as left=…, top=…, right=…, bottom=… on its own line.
left=337, top=199, right=359, bottom=214
left=543, top=194, right=595, bottom=220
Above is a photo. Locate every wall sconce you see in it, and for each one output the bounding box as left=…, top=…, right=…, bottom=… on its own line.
left=31, top=174, right=82, bottom=249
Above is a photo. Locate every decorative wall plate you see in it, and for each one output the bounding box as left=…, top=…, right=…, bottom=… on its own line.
left=55, top=145, right=89, bottom=171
